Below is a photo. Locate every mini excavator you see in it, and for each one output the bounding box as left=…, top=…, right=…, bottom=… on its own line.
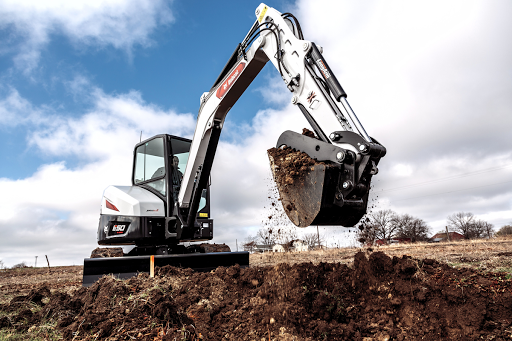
left=83, top=3, right=386, bottom=286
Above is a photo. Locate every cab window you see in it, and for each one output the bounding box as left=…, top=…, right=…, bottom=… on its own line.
left=134, top=137, right=166, bottom=195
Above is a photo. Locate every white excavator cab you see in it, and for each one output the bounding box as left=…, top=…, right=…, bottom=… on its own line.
left=96, top=134, right=212, bottom=251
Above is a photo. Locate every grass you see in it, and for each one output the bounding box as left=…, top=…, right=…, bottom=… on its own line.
left=249, top=236, right=512, bottom=273
left=0, top=329, right=62, bottom=340
left=0, top=319, right=62, bottom=341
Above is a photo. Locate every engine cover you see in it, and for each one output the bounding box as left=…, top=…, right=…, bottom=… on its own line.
left=101, top=186, right=165, bottom=217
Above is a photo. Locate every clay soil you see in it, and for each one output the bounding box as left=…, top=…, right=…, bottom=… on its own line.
left=1, top=239, right=512, bottom=340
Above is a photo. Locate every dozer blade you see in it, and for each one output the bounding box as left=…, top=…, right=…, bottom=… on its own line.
left=82, top=251, right=249, bottom=287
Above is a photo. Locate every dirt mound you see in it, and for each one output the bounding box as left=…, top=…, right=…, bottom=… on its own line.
left=2, top=252, right=512, bottom=340
left=90, top=247, right=124, bottom=258
left=196, top=243, right=231, bottom=253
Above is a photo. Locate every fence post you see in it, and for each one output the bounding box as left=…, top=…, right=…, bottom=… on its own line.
left=45, top=255, right=51, bottom=273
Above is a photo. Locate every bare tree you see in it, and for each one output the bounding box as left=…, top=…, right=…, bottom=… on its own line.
left=447, top=212, right=475, bottom=239
left=496, top=224, right=512, bottom=237
left=357, top=210, right=397, bottom=245
left=274, top=226, right=298, bottom=246
left=469, top=220, right=493, bottom=239
left=0, top=260, right=4, bottom=270
left=257, top=227, right=276, bottom=246
left=302, top=232, right=325, bottom=249
left=12, top=262, right=28, bottom=269
left=372, top=209, right=398, bottom=242
left=242, top=235, right=258, bottom=252
left=394, top=214, right=430, bottom=242
left=481, top=221, right=494, bottom=239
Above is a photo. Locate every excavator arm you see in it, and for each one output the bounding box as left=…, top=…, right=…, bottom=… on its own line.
left=176, top=3, right=385, bottom=236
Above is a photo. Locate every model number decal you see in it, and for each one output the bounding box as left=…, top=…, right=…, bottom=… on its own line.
left=216, top=62, right=246, bottom=99
left=112, top=224, right=126, bottom=233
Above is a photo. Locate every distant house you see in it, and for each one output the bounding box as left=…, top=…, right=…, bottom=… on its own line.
left=391, top=238, right=412, bottom=244
left=254, top=244, right=273, bottom=253
left=373, top=238, right=411, bottom=246
left=430, top=232, right=464, bottom=242
left=289, top=239, right=309, bottom=252
left=272, top=244, right=285, bottom=253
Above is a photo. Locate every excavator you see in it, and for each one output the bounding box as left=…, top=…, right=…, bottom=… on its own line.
left=82, top=3, right=386, bottom=286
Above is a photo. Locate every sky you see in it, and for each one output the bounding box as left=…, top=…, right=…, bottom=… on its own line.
left=0, top=0, right=511, bottom=267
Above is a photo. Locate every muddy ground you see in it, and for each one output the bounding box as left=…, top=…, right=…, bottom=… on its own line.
left=1, top=241, right=512, bottom=340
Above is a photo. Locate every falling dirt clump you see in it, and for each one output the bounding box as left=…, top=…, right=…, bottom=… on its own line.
left=2, top=252, right=512, bottom=340
left=301, top=127, right=319, bottom=139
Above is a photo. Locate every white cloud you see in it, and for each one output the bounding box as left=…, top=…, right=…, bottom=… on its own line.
left=29, top=88, right=195, bottom=160
left=0, top=0, right=174, bottom=73
left=0, top=88, right=47, bottom=126
left=0, top=86, right=195, bottom=266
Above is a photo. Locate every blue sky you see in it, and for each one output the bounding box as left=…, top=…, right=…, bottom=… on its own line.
left=0, top=0, right=292, bottom=179
left=1, top=0, right=511, bottom=267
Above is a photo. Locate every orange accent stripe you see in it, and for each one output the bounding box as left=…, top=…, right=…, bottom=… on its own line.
left=105, top=200, right=119, bottom=211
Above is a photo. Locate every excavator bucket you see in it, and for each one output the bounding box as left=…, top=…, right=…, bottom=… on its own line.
left=82, top=251, right=249, bottom=287
left=268, top=131, right=371, bottom=227
left=268, top=157, right=366, bottom=227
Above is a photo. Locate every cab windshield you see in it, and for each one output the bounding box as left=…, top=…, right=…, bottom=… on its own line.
left=134, top=137, right=166, bottom=195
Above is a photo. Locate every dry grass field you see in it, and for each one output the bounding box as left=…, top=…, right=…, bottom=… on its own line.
left=251, top=237, right=512, bottom=274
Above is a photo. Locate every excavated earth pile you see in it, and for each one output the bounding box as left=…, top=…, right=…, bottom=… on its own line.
left=1, top=252, right=512, bottom=340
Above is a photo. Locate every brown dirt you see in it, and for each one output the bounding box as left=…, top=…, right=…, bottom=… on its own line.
left=300, top=128, right=319, bottom=140
left=90, top=247, right=124, bottom=258
left=267, top=146, right=317, bottom=187
left=267, top=128, right=321, bottom=188
left=2, top=245, right=512, bottom=340
left=267, top=129, right=329, bottom=227
left=0, top=266, right=82, bottom=303
left=196, top=243, right=231, bottom=253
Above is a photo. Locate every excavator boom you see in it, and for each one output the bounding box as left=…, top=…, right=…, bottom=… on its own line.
left=176, top=3, right=385, bottom=234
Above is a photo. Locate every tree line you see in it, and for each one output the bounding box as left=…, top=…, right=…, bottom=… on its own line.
left=357, top=210, right=430, bottom=245
left=242, top=210, right=512, bottom=251
left=357, top=210, right=510, bottom=245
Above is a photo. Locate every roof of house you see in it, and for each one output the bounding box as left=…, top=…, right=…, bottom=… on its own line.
left=255, top=244, right=273, bottom=249
left=431, top=232, right=464, bottom=239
